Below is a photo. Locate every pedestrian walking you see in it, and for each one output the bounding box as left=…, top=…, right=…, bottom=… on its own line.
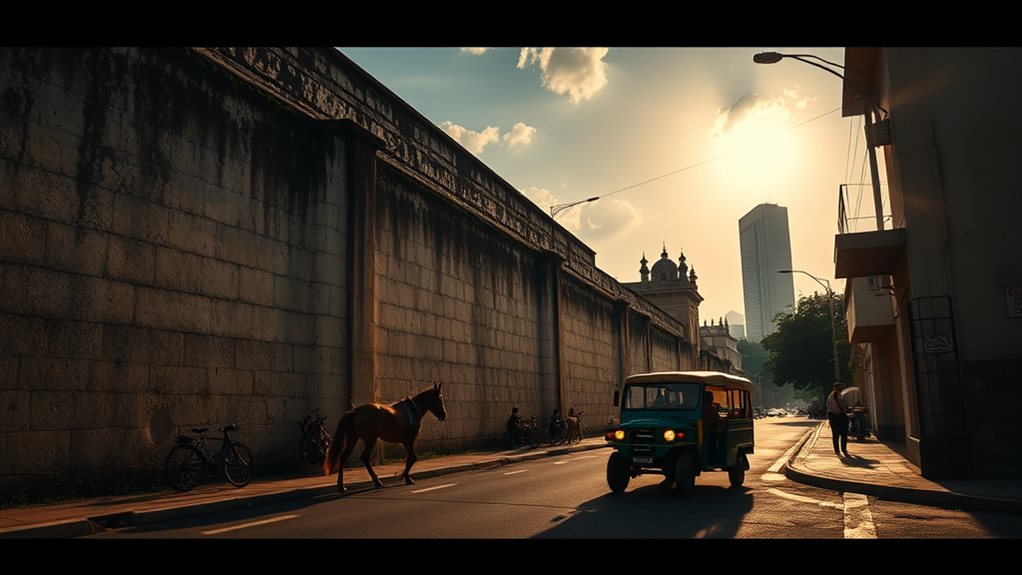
left=827, top=382, right=850, bottom=456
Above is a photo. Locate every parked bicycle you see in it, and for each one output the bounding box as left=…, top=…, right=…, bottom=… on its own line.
left=164, top=423, right=253, bottom=491
left=565, top=409, right=586, bottom=444
left=505, top=415, right=543, bottom=449
left=296, top=408, right=332, bottom=475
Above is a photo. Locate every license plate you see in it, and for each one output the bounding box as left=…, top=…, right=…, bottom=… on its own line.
left=633, top=456, right=653, bottom=465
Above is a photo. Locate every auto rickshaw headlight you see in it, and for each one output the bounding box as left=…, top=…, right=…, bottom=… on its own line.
left=663, top=429, right=676, bottom=442
left=614, top=429, right=626, bottom=441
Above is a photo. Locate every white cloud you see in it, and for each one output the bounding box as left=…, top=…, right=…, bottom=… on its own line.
left=440, top=121, right=500, bottom=155
left=502, top=122, right=537, bottom=150
left=517, top=47, right=609, bottom=104
left=710, top=86, right=817, bottom=137
left=582, top=198, right=643, bottom=239
left=460, top=48, right=489, bottom=55
left=521, top=187, right=641, bottom=238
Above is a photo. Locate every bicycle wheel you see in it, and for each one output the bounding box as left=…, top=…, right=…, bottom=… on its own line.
left=224, top=442, right=254, bottom=487
left=528, top=427, right=542, bottom=449
left=295, top=435, right=325, bottom=476
left=165, top=445, right=205, bottom=491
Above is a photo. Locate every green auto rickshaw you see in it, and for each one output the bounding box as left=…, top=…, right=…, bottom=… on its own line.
left=604, top=371, right=755, bottom=496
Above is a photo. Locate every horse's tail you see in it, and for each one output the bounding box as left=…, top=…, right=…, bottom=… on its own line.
left=323, top=411, right=353, bottom=476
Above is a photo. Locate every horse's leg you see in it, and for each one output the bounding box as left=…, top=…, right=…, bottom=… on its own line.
left=401, top=440, right=417, bottom=485
left=360, top=436, right=384, bottom=488
left=336, top=427, right=357, bottom=493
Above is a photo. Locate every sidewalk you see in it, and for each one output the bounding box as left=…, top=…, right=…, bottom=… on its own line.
left=785, top=422, right=1022, bottom=515
left=0, top=438, right=610, bottom=538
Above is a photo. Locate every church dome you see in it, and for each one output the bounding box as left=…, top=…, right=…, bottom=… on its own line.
left=650, top=247, right=678, bottom=283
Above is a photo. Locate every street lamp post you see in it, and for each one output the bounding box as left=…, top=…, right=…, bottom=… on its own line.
left=778, top=269, right=841, bottom=387
left=754, top=51, right=887, bottom=232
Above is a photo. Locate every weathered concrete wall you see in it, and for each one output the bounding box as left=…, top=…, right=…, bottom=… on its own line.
left=0, top=47, right=352, bottom=495
left=650, top=327, right=679, bottom=372
left=373, top=163, right=553, bottom=452
left=1, top=46, right=701, bottom=497
left=628, top=313, right=650, bottom=374
left=561, top=275, right=616, bottom=431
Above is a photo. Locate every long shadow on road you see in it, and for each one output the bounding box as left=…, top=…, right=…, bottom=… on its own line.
left=97, top=489, right=356, bottom=536
left=535, top=481, right=754, bottom=539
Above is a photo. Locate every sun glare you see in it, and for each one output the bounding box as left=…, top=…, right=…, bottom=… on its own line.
left=713, top=113, right=797, bottom=193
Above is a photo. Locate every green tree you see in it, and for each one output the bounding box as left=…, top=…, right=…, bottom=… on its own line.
left=761, top=292, right=851, bottom=401
left=737, top=339, right=768, bottom=381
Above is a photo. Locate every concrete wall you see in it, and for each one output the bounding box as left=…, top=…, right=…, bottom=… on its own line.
left=373, top=163, right=553, bottom=452
left=0, top=46, right=701, bottom=496
left=560, top=275, right=616, bottom=431
left=0, top=47, right=353, bottom=495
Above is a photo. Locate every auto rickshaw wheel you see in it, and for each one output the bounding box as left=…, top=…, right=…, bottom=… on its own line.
left=607, top=452, right=630, bottom=493
left=728, top=452, right=747, bottom=488
left=673, top=452, right=696, bottom=496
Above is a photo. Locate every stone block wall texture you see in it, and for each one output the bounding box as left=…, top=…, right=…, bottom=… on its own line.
left=0, top=47, right=351, bottom=493
left=0, top=46, right=702, bottom=495
left=560, top=275, right=617, bottom=433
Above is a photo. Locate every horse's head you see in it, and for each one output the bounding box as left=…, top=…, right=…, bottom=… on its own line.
left=427, top=382, right=447, bottom=422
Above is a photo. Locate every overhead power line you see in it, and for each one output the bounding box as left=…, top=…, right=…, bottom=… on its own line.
left=550, top=106, right=843, bottom=218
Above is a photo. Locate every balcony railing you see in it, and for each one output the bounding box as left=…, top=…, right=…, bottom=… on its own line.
left=834, top=183, right=906, bottom=279
left=837, top=183, right=892, bottom=235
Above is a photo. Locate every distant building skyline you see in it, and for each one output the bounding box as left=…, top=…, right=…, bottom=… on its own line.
left=725, top=310, right=746, bottom=340
left=739, top=203, right=795, bottom=342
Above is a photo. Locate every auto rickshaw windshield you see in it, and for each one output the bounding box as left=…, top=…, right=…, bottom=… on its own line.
left=623, top=383, right=700, bottom=410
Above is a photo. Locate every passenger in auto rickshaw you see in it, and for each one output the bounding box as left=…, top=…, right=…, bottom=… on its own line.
left=702, top=391, right=720, bottom=458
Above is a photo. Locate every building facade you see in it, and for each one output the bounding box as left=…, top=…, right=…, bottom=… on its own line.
left=725, top=310, right=746, bottom=340
left=739, top=204, right=795, bottom=342
left=835, top=48, right=1022, bottom=478
left=621, top=246, right=703, bottom=349
left=699, top=318, right=742, bottom=372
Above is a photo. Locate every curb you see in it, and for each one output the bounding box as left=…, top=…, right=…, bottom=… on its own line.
left=0, top=442, right=610, bottom=538
left=782, top=423, right=1022, bottom=515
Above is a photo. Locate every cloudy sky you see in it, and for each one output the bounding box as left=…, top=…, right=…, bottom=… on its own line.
left=341, top=47, right=875, bottom=328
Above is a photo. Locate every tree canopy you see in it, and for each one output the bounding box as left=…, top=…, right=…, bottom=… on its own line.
left=761, top=292, right=851, bottom=400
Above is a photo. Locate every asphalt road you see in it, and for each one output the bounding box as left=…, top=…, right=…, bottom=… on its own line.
left=90, top=418, right=1022, bottom=539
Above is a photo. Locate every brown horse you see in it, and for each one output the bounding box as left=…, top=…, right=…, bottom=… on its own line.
left=323, top=383, right=447, bottom=492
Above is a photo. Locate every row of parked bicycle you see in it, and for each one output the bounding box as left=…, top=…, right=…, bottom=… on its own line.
left=504, top=409, right=587, bottom=449
left=165, top=407, right=587, bottom=491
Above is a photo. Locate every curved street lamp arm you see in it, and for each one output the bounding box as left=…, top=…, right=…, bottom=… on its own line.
left=550, top=196, right=599, bottom=218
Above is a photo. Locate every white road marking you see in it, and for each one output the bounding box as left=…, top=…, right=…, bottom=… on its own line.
left=411, top=483, right=457, bottom=494
left=553, top=461, right=567, bottom=465
left=766, top=487, right=843, bottom=509
left=201, top=514, right=299, bottom=535
left=503, top=469, right=529, bottom=475
left=843, top=492, right=877, bottom=539
left=565, top=455, right=597, bottom=461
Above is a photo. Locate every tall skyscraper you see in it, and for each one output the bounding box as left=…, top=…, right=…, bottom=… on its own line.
left=739, top=204, right=795, bottom=342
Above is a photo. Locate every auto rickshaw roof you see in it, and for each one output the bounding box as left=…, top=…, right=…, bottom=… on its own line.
left=624, top=371, right=753, bottom=393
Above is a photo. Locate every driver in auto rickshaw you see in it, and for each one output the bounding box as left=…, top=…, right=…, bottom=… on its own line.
left=702, top=391, right=720, bottom=457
